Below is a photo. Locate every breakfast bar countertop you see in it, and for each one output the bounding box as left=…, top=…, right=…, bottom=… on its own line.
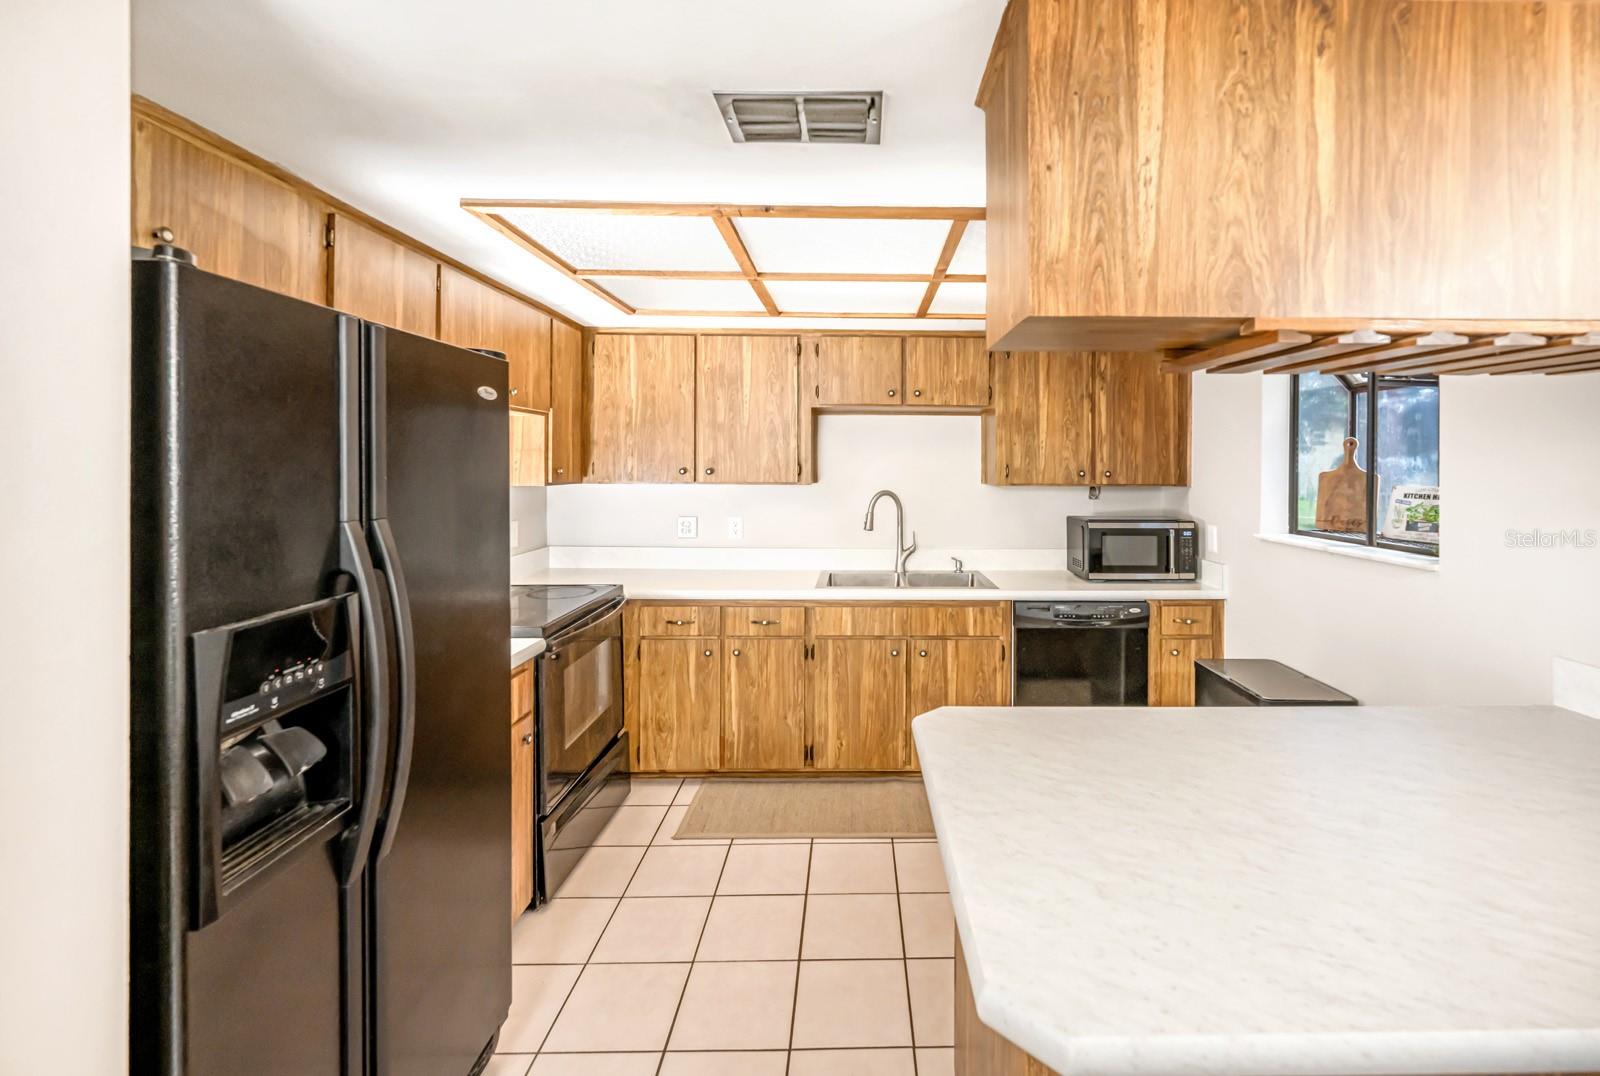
left=913, top=704, right=1600, bottom=1076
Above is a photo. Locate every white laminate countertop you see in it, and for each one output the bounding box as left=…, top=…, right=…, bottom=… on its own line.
left=913, top=704, right=1600, bottom=1076
left=509, top=566, right=1225, bottom=603
left=510, top=637, right=545, bottom=669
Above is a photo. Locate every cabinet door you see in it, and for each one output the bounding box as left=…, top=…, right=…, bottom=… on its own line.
left=724, top=638, right=808, bottom=770
left=807, top=336, right=903, bottom=406
left=327, top=213, right=439, bottom=337
left=549, top=321, right=585, bottom=483
left=907, top=639, right=1008, bottom=769
left=131, top=114, right=326, bottom=304
left=511, top=714, right=535, bottom=918
left=510, top=411, right=548, bottom=486
left=439, top=267, right=551, bottom=411
left=1094, top=352, right=1190, bottom=485
left=813, top=638, right=908, bottom=770
left=590, top=335, right=697, bottom=482
left=1150, top=636, right=1216, bottom=707
left=904, top=336, right=990, bottom=406
left=696, top=335, right=800, bottom=483
left=637, top=639, right=723, bottom=771
left=985, top=350, right=1095, bottom=485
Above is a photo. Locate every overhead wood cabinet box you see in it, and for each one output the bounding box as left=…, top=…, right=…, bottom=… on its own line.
left=978, top=0, right=1600, bottom=352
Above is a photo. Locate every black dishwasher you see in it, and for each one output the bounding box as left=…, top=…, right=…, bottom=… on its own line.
left=1013, top=602, right=1149, bottom=706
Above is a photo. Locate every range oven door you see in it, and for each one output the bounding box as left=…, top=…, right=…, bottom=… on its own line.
left=1083, top=523, right=1190, bottom=581
left=536, top=599, right=624, bottom=817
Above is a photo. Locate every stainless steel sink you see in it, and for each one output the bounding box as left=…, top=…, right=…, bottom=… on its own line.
left=816, top=570, right=997, bottom=589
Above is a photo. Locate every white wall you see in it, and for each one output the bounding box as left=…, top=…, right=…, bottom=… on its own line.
left=1189, top=372, right=1600, bottom=706
left=511, top=485, right=548, bottom=554
left=548, top=414, right=1185, bottom=550
left=0, top=1, right=129, bottom=1072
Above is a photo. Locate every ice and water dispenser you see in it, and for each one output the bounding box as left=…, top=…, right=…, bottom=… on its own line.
left=189, top=595, right=358, bottom=926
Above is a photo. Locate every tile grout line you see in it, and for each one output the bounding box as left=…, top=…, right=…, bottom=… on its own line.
left=896, top=842, right=922, bottom=1075
left=652, top=783, right=731, bottom=1076
left=529, top=780, right=682, bottom=1061
left=784, top=838, right=815, bottom=1074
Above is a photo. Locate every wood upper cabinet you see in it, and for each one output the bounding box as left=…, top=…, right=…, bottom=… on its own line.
left=439, top=266, right=551, bottom=412
left=984, top=351, right=1095, bottom=485
left=807, top=336, right=904, bottom=406
left=549, top=321, right=585, bottom=483
left=326, top=212, right=438, bottom=337
left=510, top=715, right=535, bottom=917
left=813, top=638, right=908, bottom=770
left=509, top=410, right=548, bottom=487
left=977, top=0, right=1600, bottom=350
left=904, top=336, right=991, bottom=407
left=131, top=113, right=326, bottom=304
left=589, top=334, right=697, bottom=482
left=723, top=637, right=808, bottom=770
left=1093, top=353, right=1190, bottom=486
left=636, top=638, right=723, bottom=771
left=907, top=638, right=1008, bottom=769
left=696, top=335, right=800, bottom=483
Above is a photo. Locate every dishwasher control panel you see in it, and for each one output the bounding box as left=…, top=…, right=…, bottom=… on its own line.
left=1015, top=601, right=1150, bottom=625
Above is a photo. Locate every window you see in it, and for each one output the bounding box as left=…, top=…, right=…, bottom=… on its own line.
left=1290, top=372, right=1440, bottom=555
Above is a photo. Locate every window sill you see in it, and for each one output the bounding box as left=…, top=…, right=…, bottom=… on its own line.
left=1253, top=532, right=1440, bottom=572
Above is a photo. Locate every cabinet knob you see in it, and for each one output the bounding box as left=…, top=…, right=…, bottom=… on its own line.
left=703, top=649, right=713, bottom=657
left=546, top=650, right=560, bottom=661
left=678, top=467, right=688, bottom=475
left=1181, top=618, right=1194, bottom=625
left=666, top=619, right=694, bottom=626
left=1104, top=470, right=1112, bottom=479
left=1169, top=649, right=1180, bottom=657
left=1078, top=469, right=1087, bottom=478
left=887, top=389, right=897, bottom=398
left=731, top=648, right=741, bottom=657
left=918, top=649, right=928, bottom=657
left=912, top=389, right=922, bottom=398
left=555, top=468, right=565, bottom=476
left=522, top=732, right=534, bottom=745
left=152, top=226, right=175, bottom=243
left=509, top=387, right=519, bottom=396
left=890, top=648, right=900, bottom=657
left=704, top=467, right=715, bottom=475
left=751, top=619, right=776, bottom=626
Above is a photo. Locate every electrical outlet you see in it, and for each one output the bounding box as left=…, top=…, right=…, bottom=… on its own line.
left=676, top=515, right=698, bottom=540
left=727, top=516, right=744, bottom=540
left=509, top=521, right=519, bottom=549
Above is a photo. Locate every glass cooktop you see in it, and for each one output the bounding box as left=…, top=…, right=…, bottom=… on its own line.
left=510, top=583, right=623, bottom=639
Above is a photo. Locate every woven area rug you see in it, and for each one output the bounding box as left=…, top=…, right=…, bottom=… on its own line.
left=674, top=777, right=935, bottom=840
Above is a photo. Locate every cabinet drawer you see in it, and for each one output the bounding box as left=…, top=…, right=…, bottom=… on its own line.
left=638, top=605, right=722, bottom=637
left=511, top=665, right=534, bottom=724
left=905, top=603, right=1006, bottom=638
left=1158, top=604, right=1216, bottom=637
left=722, top=605, right=806, bottom=637
left=812, top=605, right=908, bottom=637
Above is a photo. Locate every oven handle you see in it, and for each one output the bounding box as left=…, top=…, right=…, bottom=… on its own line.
left=543, top=598, right=625, bottom=657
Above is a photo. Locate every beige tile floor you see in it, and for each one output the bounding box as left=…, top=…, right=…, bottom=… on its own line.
left=491, top=777, right=955, bottom=1076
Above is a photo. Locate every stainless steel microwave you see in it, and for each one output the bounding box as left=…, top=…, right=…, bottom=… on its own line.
left=1067, top=516, right=1200, bottom=581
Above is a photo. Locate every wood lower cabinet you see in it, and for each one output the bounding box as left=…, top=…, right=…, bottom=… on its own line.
left=807, top=336, right=905, bottom=405
left=907, top=638, right=1008, bottom=769
left=1148, top=600, right=1224, bottom=706
left=636, top=638, right=723, bottom=771
left=589, top=334, right=697, bottom=482
left=696, top=335, right=800, bottom=483
left=813, top=638, right=909, bottom=770
left=549, top=321, right=585, bottom=483
left=724, top=638, right=809, bottom=769
left=327, top=212, right=439, bottom=337
left=904, top=335, right=990, bottom=406
left=510, top=665, right=535, bottom=919
left=985, top=350, right=1096, bottom=485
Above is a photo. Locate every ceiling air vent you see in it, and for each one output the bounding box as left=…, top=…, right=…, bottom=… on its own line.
left=713, top=92, right=883, bottom=144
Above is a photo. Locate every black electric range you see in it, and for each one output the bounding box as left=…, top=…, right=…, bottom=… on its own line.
left=510, top=583, right=624, bottom=639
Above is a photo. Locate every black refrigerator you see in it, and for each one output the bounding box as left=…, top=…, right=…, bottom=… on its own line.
left=130, top=250, right=512, bottom=1076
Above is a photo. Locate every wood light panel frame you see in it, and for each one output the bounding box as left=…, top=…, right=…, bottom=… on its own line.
left=1165, top=327, right=1600, bottom=378
left=461, top=199, right=985, bottom=321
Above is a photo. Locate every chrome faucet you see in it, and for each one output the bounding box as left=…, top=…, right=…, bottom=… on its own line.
left=863, top=490, right=916, bottom=578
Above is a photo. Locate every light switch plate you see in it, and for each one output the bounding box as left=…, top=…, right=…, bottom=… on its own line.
left=676, top=515, right=698, bottom=539
left=727, top=516, right=744, bottom=540
left=1205, top=524, right=1219, bottom=555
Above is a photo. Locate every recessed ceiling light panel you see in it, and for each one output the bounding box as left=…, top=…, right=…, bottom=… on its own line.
left=713, top=91, right=882, bottom=144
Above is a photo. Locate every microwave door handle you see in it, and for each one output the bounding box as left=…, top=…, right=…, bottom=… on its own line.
left=335, top=522, right=393, bottom=886
left=371, top=518, right=417, bottom=863
left=1169, top=530, right=1179, bottom=574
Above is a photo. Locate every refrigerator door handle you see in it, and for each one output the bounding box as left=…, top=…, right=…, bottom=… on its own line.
left=371, top=516, right=416, bottom=862
left=336, top=520, right=393, bottom=886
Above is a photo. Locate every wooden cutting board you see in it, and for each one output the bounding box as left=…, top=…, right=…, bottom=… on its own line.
left=1315, top=437, right=1367, bottom=533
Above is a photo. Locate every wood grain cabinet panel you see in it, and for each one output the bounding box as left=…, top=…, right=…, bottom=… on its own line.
left=813, top=638, right=908, bottom=770
left=696, top=335, right=800, bottom=483
left=549, top=321, right=585, bottom=483
left=637, top=639, right=723, bottom=771
left=1157, top=604, right=1216, bottom=638
left=811, top=605, right=909, bottom=638
left=724, top=638, right=808, bottom=770
left=1150, top=636, right=1215, bottom=708
left=510, top=713, right=535, bottom=918
left=326, top=212, right=438, bottom=337
left=905, top=604, right=1007, bottom=638
left=509, top=410, right=548, bottom=487
left=131, top=114, right=326, bottom=304
left=720, top=606, right=806, bottom=637
left=907, top=638, right=1008, bottom=770
left=807, top=336, right=904, bottom=406
left=589, top=334, right=697, bottom=482
left=904, top=336, right=991, bottom=407
left=1094, top=353, right=1189, bottom=486
left=440, top=267, right=550, bottom=412
left=985, top=351, right=1095, bottom=485
left=639, top=605, right=721, bottom=637
left=511, top=666, right=534, bottom=725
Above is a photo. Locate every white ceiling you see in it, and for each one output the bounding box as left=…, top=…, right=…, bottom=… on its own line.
left=131, top=0, right=1006, bottom=330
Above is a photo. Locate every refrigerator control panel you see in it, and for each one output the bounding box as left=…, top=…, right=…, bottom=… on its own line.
left=193, top=596, right=356, bottom=738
